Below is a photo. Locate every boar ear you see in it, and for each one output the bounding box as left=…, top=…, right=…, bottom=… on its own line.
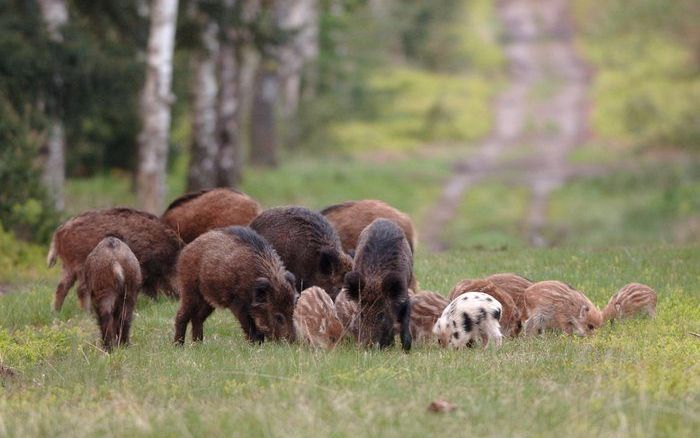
left=319, top=247, right=340, bottom=276
left=382, top=273, right=406, bottom=299
left=253, top=278, right=271, bottom=305
left=578, top=305, right=589, bottom=319
left=344, top=271, right=361, bottom=300
left=284, top=271, right=296, bottom=289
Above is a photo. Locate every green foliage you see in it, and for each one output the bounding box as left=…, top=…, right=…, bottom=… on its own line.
left=0, top=130, right=58, bottom=243
left=574, top=0, right=700, bottom=152
left=0, top=225, right=52, bottom=285
left=0, top=246, right=698, bottom=435
left=303, top=0, right=504, bottom=153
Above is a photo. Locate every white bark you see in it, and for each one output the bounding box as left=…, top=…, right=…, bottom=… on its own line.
left=187, top=14, right=220, bottom=191
left=275, top=0, right=318, bottom=117
left=37, top=0, right=68, bottom=211
left=137, top=0, right=179, bottom=214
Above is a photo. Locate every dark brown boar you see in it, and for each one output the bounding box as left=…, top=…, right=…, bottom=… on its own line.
left=320, top=199, right=417, bottom=254
left=161, top=188, right=262, bottom=243
left=449, top=278, right=522, bottom=337
left=174, top=226, right=297, bottom=344
left=80, top=236, right=142, bottom=351
left=250, top=206, right=352, bottom=300
left=486, top=273, right=533, bottom=320
left=47, top=208, right=184, bottom=311
left=344, top=218, right=413, bottom=351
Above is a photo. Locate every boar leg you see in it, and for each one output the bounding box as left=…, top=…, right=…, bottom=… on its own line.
left=174, top=300, right=196, bottom=345
left=397, top=300, right=412, bottom=352
left=95, top=307, right=115, bottom=352
left=53, top=268, right=77, bottom=311
left=76, top=282, right=90, bottom=311
left=191, top=302, right=215, bottom=342
left=113, top=292, right=137, bottom=347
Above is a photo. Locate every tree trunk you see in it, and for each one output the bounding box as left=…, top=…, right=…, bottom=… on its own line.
left=137, top=0, right=179, bottom=214
left=249, top=60, right=279, bottom=167
left=215, top=37, right=243, bottom=186
left=37, top=0, right=68, bottom=212
left=187, top=14, right=220, bottom=191
left=275, top=0, right=319, bottom=118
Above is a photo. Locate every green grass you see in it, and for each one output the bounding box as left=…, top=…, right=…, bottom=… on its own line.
left=1, top=246, right=698, bottom=436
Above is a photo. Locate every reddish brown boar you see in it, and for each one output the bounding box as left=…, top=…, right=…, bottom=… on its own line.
left=47, top=208, right=184, bottom=311
left=486, top=273, right=533, bottom=320
left=603, top=283, right=657, bottom=323
left=174, top=226, right=297, bottom=344
left=406, top=291, right=449, bottom=343
left=524, top=281, right=603, bottom=336
left=250, top=206, right=352, bottom=300
left=161, top=188, right=262, bottom=243
left=80, top=236, right=142, bottom=351
left=344, top=219, right=413, bottom=350
left=449, top=278, right=522, bottom=337
left=293, top=286, right=344, bottom=349
left=334, top=288, right=359, bottom=340
left=320, top=199, right=417, bottom=254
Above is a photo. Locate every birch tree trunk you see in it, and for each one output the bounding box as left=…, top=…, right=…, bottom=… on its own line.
left=276, top=0, right=319, bottom=118
left=187, top=13, right=220, bottom=191
left=137, top=0, right=178, bottom=213
left=249, top=59, right=279, bottom=167
left=37, top=0, right=68, bottom=212
left=215, top=37, right=243, bottom=186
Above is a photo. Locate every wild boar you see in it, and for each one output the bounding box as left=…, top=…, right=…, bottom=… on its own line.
left=523, top=281, right=603, bottom=336
left=161, top=188, right=262, bottom=243
left=81, top=236, right=142, bottom=351
left=344, top=218, right=413, bottom=351
left=405, top=291, right=449, bottom=343
left=47, top=208, right=184, bottom=311
left=449, top=279, right=522, bottom=337
left=433, top=292, right=503, bottom=349
left=293, top=286, right=344, bottom=349
left=320, top=199, right=417, bottom=254
left=174, top=226, right=297, bottom=344
left=486, top=273, right=533, bottom=320
left=603, top=282, right=657, bottom=323
left=250, top=206, right=352, bottom=300
left=334, top=288, right=359, bottom=340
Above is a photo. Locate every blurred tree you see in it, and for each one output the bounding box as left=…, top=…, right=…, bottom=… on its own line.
left=137, top=0, right=179, bottom=213
left=36, top=0, right=68, bottom=211
left=186, top=1, right=220, bottom=190
left=249, top=57, right=279, bottom=167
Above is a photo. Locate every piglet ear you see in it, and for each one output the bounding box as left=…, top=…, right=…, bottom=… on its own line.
left=344, top=271, right=361, bottom=300
left=253, top=278, right=271, bottom=305
left=319, top=247, right=339, bottom=275
left=382, top=273, right=406, bottom=299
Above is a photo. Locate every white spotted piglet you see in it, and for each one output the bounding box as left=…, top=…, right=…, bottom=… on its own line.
left=293, top=286, right=344, bottom=349
left=433, top=292, right=503, bottom=349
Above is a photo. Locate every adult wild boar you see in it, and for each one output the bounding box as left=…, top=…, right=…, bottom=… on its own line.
left=320, top=199, right=416, bottom=254
left=250, top=206, right=352, bottom=300
left=161, top=188, right=262, bottom=243
left=174, top=227, right=297, bottom=344
left=47, top=208, right=184, bottom=311
left=344, top=218, right=413, bottom=351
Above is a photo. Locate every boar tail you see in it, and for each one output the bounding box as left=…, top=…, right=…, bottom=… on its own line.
left=112, top=261, right=125, bottom=287
left=46, top=234, right=58, bottom=268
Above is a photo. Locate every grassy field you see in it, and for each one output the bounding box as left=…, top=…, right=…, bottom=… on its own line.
left=1, top=245, right=698, bottom=436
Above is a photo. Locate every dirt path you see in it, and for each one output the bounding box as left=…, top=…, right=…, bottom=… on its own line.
left=422, top=0, right=590, bottom=251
